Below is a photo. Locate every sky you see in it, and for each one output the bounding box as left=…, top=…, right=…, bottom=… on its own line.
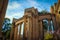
left=5, top=0, right=58, bottom=23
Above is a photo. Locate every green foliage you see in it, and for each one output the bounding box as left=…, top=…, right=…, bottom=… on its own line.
left=41, top=10, right=49, bottom=14
left=2, top=18, right=12, bottom=39
left=6, top=30, right=11, bottom=39
left=4, top=18, right=10, bottom=21
left=44, top=33, right=53, bottom=40
left=38, top=10, right=49, bottom=14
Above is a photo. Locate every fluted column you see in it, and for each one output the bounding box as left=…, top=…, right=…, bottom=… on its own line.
left=14, top=25, right=18, bottom=40
left=28, top=16, right=33, bottom=40
left=10, top=23, right=15, bottom=40
left=20, top=23, right=22, bottom=40
left=39, top=21, right=43, bottom=40
left=0, top=0, right=8, bottom=39
left=32, top=16, right=36, bottom=40
left=17, top=23, right=22, bottom=40
left=35, top=16, right=39, bottom=40
left=23, top=16, right=27, bottom=40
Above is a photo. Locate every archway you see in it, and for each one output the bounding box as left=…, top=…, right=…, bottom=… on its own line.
left=42, top=19, right=54, bottom=40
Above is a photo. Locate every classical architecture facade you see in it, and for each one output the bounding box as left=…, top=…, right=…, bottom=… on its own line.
left=10, top=0, right=60, bottom=40
left=0, top=0, right=8, bottom=40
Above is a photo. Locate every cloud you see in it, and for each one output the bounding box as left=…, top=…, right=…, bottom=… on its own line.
left=26, top=0, right=51, bottom=12
left=26, top=0, right=44, bottom=11
left=5, top=12, right=24, bottom=23
left=5, top=0, right=53, bottom=23
left=5, top=0, right=42, bottom=23
left=7, top=1, right=21, bottom=10
left=5, top=1, right=24, bottom=23
left=27, top=0, right=39, bottom=7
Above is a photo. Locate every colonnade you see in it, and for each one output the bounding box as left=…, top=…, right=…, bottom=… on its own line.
left=13, top=22, right=24, bottom=40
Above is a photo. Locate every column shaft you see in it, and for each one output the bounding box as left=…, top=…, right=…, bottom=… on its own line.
left=14, top=25, right=18, bottom=40
left=40, top=21, right=43, bottom=40
left=23, top=16, right=27, bottom=40
left=0, top=0, right=8, bottom=38
left=10, top=24, right=15, bottom=40
left=35, top=16, right=39, bottom=40
left=17, top=24, right=22, bottom=40
left=28, top=17, right=33, bottom=40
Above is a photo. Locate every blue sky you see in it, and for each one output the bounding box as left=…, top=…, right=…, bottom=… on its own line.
left=5, top=0, right=57, bottom=23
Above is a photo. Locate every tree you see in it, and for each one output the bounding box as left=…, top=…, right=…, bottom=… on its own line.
left=38, top=10, right=49, bottom=15
left=41, top=10, right=49, bottom=14
left=2, top=18, right=12, bottom=40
